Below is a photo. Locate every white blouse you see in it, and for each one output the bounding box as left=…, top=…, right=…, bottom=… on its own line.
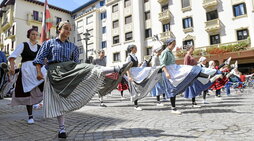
left=8, top=41, right=39, bottom=59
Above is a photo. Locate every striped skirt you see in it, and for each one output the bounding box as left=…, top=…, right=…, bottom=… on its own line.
left=43, top=68, right=104, bottom=118
left=128, top=66, right=162, bottom=102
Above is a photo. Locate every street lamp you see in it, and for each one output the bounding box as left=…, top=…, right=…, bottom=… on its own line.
left=83, top=29, right=91, bottom=63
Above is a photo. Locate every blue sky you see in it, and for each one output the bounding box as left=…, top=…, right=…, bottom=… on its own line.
left=0, top=0, right=91, bottom=11
left=39, top=0, right=91, bottom=11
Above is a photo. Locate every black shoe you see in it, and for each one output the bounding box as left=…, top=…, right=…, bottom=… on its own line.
left=58, top=132, right=67, bottom=138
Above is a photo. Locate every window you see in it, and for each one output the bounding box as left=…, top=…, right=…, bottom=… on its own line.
left=113, top=35, right=120, bottom=44
left=145, top=28, right=152, bottom=38
left=12, top=25, right=15, bottom=35
left=237, top=29, right=249, bottom=40
left=210, top=34, right=220, bottom=45
left=86, top=15, right=93, bottom=25
left=112, top=4, right=118, bottom=13
left=233, top=3, right=247, bottom=17
left=102, top=41, right=107, bottom=48
left=144, top=0, right=149, bottom=3
left=182, top=17, right=193, bottom=29
left=162, top=4, right=169, bottom=12
left=125, top=16, right=132, bottom=24
left=32, top=26, right=38, bottom=32
left=124, top=0, right=131, bottom=7
left=146, top=47, right=152, bottom=55
left=56, top=17, right=62, bottom=25
left=145, top=11, right=150, bottom=20
left=125, top=51, right=129, bottom=58
left=162, top=23, right=170, bottom=32
left=100, top=0, right=105, bottom=6
left=33, top=11, right=39, bottom=21
left=101, top=12, right=107, bottom=20
left=113, top=52, right=120, bottom=61
left=125, top=32, right=133, bottom=41
left=183, top=39, right=194, bottom=47
left=206, top=10, right=218, bottom=21
left=182, top=0, right=190, bottom=8
left=11, top=41, right=14, bottom=50
left=102, top=26, right=106, bottom=34
left=113, top=20, right=119, bottom=28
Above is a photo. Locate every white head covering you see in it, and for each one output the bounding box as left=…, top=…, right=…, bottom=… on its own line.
left=209, top=60, right=215, bottom=68
left=198, top=56, right=207, bottom=63
left=153, top=42, right=163, bottom=53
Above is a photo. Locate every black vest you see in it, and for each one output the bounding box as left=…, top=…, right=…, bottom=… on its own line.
left=21, top=42, right=41, bottom=63
left=129, top=55, right=138, bottom=67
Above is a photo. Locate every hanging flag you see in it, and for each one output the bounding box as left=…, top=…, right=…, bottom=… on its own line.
left=40, top=0, right=53, bottom=43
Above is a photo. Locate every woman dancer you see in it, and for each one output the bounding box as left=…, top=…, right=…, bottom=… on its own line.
left=9, top=28, right=46, bottom=124
left=160, top=38, right=223, bottom=114
left=197, top=57, right=209, bottom=104
left=126, top=44, right=162, bottom=111
left=150, top=44, right=165, bottom=106
left=183, top=45, right=201, bottom=107
left=33, top=21, right=132, bottom=138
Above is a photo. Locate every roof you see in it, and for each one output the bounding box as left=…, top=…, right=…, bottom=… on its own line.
left=72, top=0, right=99, bottom=14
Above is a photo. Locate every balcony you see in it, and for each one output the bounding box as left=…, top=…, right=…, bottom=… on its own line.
left=160, top=31, right=174, bottom=42
left=205, top=19, right=221, bottom=33
left=203, top=0, right=219, bottom=9
left=1, top=7, right=14, bottom=32
left=157, top=0, right=168, bottom=5
left=27, top=13, right=42, bottom=25
left=158, top=10, right=171, bottom=24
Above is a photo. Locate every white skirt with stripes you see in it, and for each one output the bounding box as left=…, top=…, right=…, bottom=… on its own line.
left=43, top=72, right=104, bottom=118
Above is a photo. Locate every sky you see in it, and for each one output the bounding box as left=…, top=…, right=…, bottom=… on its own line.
left=0, top=0, right=91, bottom=11
left=38, top=0, right=91, bottom=11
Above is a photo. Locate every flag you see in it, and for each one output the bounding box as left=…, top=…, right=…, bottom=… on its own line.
left=40, top=0, right=53, bottom=43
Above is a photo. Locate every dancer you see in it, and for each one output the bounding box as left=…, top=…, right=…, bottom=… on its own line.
left=117, top=77, right=129, bottom=100
left=160, top=38, right=223, bottom=114
left=197, top=56, right=209, bottom=104
left=33, top=21, right=132, bottom=138
left=126, top=44, right=162, bottom=111
left=0, top=51, right=8, bottom=99
left=92, top=49, right=107, bottom=107
left=150, top=44, right=165, bottom=106
left=9, top=28, right=46, bottom=124
left=183, top=45, right=201, bottom=107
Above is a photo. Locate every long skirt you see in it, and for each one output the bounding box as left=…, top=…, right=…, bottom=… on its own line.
left=44, top=62, right=105, bottom=118
left=162, top=64, right=201, bottom=98
left=11, top=70, right=44, bottom=106
left=11, top=61, right=45, bottom=106
left=117, top=77, right=129, bottom=91
left=184, top=67, right=217, bottom=99
left=128, top=66, right=162, bottom=102
left=150, top=80, right=164, bottom=97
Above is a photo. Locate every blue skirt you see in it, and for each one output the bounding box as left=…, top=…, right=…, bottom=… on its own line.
left=151, top=80, right=165, bottom=97
left=162, top=64, right=201, bottom=98
left=184, top=68, right=220, bottom=99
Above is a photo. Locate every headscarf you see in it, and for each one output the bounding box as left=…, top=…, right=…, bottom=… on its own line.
left=198, top=56, right=207, bottom=63
left=164, top=38, right=175, bottom=46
